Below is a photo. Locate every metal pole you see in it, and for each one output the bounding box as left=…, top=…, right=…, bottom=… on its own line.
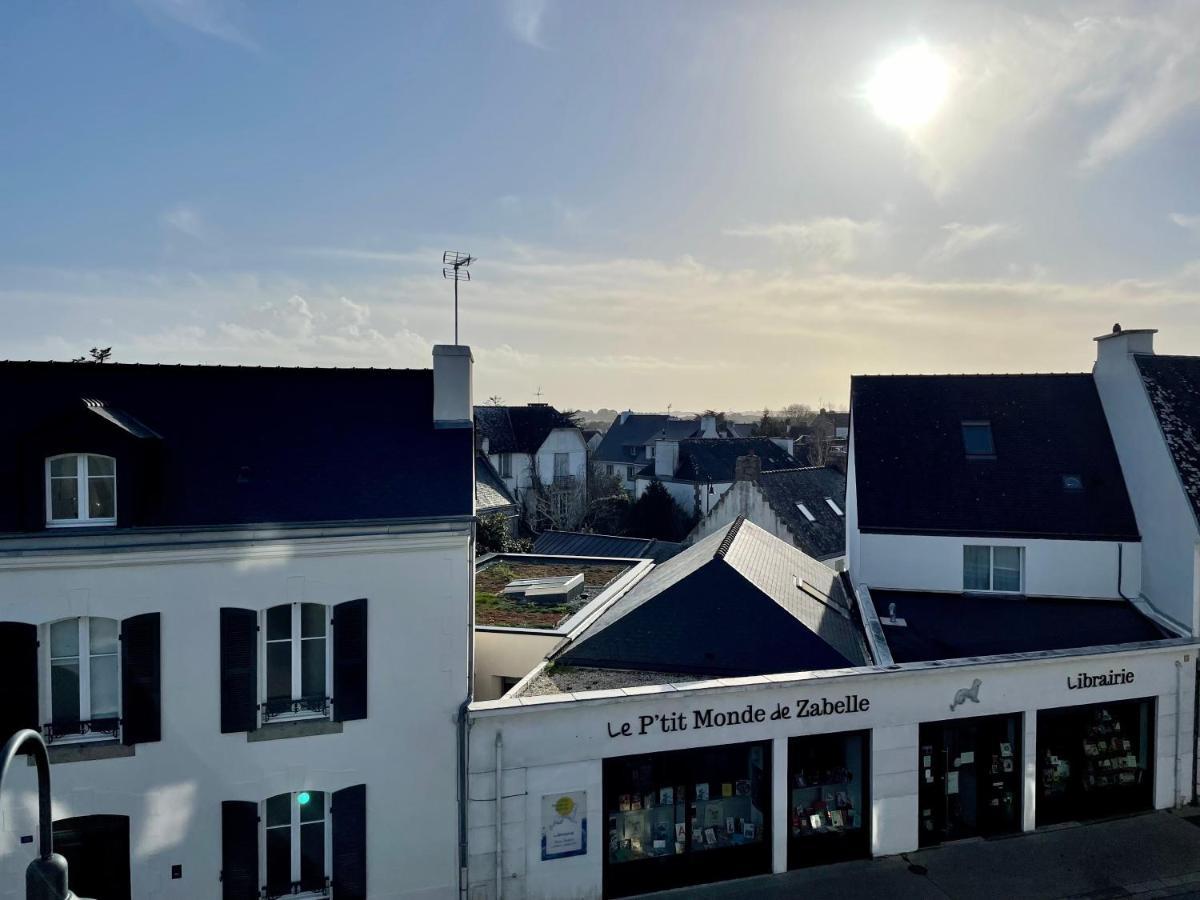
left=454, top=272, right=459, bottom=345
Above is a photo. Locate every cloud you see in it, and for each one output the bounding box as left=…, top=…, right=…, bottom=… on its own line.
left=723, top=217, right=884, bottom=268
left=162, top=204, right=208, bottom=241
left=503, top=0, right=549, bottom=48
left=1170, top=213, right=1200, bottom=236
left=924, top=222, right=1018, bottom=264
left=133, top=0, right=258, bottom=50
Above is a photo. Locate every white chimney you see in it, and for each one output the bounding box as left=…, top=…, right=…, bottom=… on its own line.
left=699, top=415, right=718, bottom=438
left=1095, top=325, right=1156, bottom=367
left=619, top=409, right=632, bottom=425
left=655, top=439, right=679, bottom=478
left=433, top=344, right=473, bottom=428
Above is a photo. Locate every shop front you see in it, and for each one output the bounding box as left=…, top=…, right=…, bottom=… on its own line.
left=603, top=740, right=771, bottom=898
left=787, top=730, right=870, bottom=868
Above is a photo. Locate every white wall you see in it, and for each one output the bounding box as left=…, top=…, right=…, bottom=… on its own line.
left=475, top=629, right=562, bottom=702
left=535, top=429, right=588, bottom=485
left=635, top=478, right=732, bottom=517
left=1093, top=338, right=1200, bottom=633
left=0, top=526, right=471, bottom=900
left=853, top=532, right=1141, bottom=599
left=466, top=643, right=1194, bottom=900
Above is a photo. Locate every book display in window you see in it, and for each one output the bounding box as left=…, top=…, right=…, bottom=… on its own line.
left=787, top=731, right=870, bottom=868
left=1081, top=708, right=1144, bottom=790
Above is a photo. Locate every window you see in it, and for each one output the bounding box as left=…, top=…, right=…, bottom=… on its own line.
left=554, top=452, right=570, bottom=481
left=961, top=421, right=995, bottom=458
left=264, top=603, right=330, bottom=721
left=265, top=791, right=329, bottom=899
left=963, top=545, right=1023, bottom=593
left=46, top=454, right=116, bottom=525
left=795, top=502, right=815, bottom=522
left=498, top=453, right=512, bottom=478
left=825, top=498, right=844, bottom=517
left=606, top=464, right=614, bottom=476
left=627, top=465, right=635, bottom=481
left=45, top=617, right=120, bottom=741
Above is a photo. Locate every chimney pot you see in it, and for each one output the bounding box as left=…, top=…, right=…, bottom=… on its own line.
left=433, top=344, right=473, bottom=428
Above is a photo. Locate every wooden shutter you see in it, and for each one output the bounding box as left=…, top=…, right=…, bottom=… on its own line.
left=121, top=613, right=161, bottom=745
left=332, top=784, right=367, bottom=900
left=219, top=608, right=258, bottom=734
left=220, top=801, right=258, bottom=900
left=333, top=599, right=367, bottom=722
left=0, top=622, right=38, bottom=745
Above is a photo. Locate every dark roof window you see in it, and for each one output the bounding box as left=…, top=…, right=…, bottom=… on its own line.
left=1062, top=474, right=1084, bottom=492
left=962, top=420, right=995, bottom=458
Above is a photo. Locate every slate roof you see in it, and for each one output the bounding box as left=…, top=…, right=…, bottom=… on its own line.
left=473, top=404, right=577, bottom=455
left=553, top=517, right=870, bottom=676
left=756, top=467, right=846, bottom=560
left=1135, top=354, right=1200, bottom=526
left=475, top=453, right=517, bottom=513
left=0, top=361, right=473, bottom=534
left=532, top=530, right=684, bottom=563
left=851, top=374, right=1139, bottom=540
left=593, top=413, right=699, bottom=465
left=641, top=437, right=805, bottom=483
left=873, top=589, right=1169, bottom=664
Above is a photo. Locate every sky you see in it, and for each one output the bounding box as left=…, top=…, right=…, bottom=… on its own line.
left=3, top=0, right=1200, bottom=411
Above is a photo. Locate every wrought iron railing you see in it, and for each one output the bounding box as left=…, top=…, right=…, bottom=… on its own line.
left=261, top=696, right=330, bottom=722
left=263, top=876, right=330, bottom=898
left=40, top=717, right=121, bottom=743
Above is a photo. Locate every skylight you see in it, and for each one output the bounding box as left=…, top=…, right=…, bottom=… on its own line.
left=962, top=420, right=995, bottom=458
left=1062, top=474, right=1083, bottom=491
left=825, top=498, right=844, bottom=516
left=795, top=502, right=815, bottom=522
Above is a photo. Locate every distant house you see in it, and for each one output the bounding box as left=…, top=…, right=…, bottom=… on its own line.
left=474, top=403, right=588, bottom=529
left=475, top=452, right=519, bottom=535
left=635, top=436, right=804, bottom=517
left=688, top=460, right=847, bottom=566
left=582, top=428, right=604, bottom=454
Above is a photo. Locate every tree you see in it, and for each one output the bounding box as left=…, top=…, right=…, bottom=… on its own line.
left=754, top=408, right=786, bottom=438
left=581, top=465, right=632, bottom=534
left=487, top=395, right=504, bottom=406
left=72, top=347, right=112, bottom=363
left=807, top=416, right=836, bottom=467
left=782, top=403, right=815, bottom=425
left=627, top=480, right=695, bottom=542
left=476, top=512, right=530, bottom=555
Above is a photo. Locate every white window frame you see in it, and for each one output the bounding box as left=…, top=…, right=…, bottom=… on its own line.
left=260, top=603, right=333, bottom=724
left=825, top=498, right=844, bottom=516
left=40, top=616, right=122, bottom=744
left=795, top=502, right=816, bottom=522
left=45, top=453, right=117, bottom=527
left=498, top=453, right=512, bottom=478
left=262, top=791, right=332, bottom=900
left=963, top=545, right=1024, bottom=594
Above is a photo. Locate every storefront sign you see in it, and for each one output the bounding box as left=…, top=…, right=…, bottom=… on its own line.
left=541, top=791, right=587, bottom=860
left=605, top=694, right=870, bottom=739
left=1067, top=668, right=1135, bottom=690
left=949, top=678, right=982, bottom=712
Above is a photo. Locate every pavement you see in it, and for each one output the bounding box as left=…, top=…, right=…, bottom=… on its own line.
left=642, top=810, right=1200, bottom=900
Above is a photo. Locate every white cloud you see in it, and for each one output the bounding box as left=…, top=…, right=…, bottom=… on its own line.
left=924, top=222, right=1017, bottom=264
left=504, top=0, right=549, bottom=48
left=1170, top=213, right=1200, bottom=236
left=133, top=0, right=258, bottom=50
left=723, top=217, right=884, bottom=268
left=162, top=204, right=208, bottom=241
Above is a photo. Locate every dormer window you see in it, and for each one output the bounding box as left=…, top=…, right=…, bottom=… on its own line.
left=961, top=421, right=995, bottom=459
left=46, top=454, right=116, bottom=526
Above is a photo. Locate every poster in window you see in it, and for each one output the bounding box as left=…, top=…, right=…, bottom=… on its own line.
left=541, top=791, right=587, bottom=861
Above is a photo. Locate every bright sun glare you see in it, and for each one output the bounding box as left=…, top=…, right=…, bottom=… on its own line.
left=866, top=43, right=950, bottom=130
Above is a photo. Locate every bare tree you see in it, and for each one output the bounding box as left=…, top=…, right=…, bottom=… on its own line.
left=72, top=347, right=112, bottom=363
left=807, top=416, right=836, bottom=467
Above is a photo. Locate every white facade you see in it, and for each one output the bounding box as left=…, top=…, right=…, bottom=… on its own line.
left=0, top=523, right=472, bottom=900
left=633, top=476, right=731, bottom=517
left=466, top=641, right=1196, bottom=900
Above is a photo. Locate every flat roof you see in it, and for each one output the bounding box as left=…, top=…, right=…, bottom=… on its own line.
left=475, top=554, right=640, bottom=630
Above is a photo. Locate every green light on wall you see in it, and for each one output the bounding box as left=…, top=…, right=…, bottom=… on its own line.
left=297, top=791, right=312, bottom=807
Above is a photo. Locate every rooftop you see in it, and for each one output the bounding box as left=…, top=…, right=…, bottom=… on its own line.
left=475, top=554, right=638, bottom=629
left=641, top=437, right=806, bottom=483
left=755, top=466, right=846, bottom=560
left=1135, top=354, right=1200, bottom=527
left=475, top=453, right=517, bottom=513
left=531, top=530, right=684, bottom=563
left=474, top=403, right=578, bottom=455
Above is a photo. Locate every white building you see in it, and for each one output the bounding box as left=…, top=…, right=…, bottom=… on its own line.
left=593, top=413, right=746, bottom=495
left=0, top=345, right=477, bottom=900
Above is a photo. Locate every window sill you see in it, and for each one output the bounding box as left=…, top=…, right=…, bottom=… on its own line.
left=30, top=741, right=134, bottom=765
left=248, top=719, right=343, bottom=743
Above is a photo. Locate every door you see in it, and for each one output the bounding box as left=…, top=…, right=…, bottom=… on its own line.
left=53, top=814, right=131, bottom=900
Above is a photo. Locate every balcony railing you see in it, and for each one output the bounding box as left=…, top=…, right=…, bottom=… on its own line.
left=41, top=717, right=121, bottom=743
left=264, top=876, right=330, bottom=899
left=261, top=695, right=330, bottom=722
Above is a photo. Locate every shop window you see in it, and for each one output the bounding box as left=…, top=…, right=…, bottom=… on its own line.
left=53, top=814, right=131, bottom=900
left=264, top=603, right=330, bottom=722
left=46, top=454, right=117, bottom=526
left=265, top=791, right=329, bottom=899
left=963, top=545, right=1023, bottom=593
left=788, top=731, right=870, bottom=868
left=44, top=617, right=121, bottom=743
left=1037, top=698, right=1154, bottom=827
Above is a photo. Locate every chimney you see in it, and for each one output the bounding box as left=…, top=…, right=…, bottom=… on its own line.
left=699, top=414, right=718, bottom=438
left=619, top=409, right=632, bottom=425
left=1094, top=325, right=1156, bottom=366
left=734, top=453, right=761, bottom=483
left=655, top=439, right=679, bottom=478
left=433, top=344, right=473, bottom=428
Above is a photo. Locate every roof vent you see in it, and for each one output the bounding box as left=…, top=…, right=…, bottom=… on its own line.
left=880, top=601, right=907, bottom=628
left=502, top=573, right=584, bottom=605
left=1062, top=474, right=1084, bottom=492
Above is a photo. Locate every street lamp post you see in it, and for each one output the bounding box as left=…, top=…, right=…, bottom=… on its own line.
left=0, top=729, right=94, bottom=900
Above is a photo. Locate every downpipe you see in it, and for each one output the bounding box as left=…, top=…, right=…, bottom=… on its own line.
left=458, top=518, right=477, bottom=900
left=1177, top=660, right=1184, bottom=807
left=495, top=732, right=504, bottom=900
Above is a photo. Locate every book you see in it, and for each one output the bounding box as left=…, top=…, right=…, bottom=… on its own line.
left=695, top=783, right=710, bottom=801
left=619, top=794, right=631, bottom=812
left=830, top=810, right=845, bottom=828
left=743, top=822, right=757, bottom=840
left=631, top=796, right=642, bottom=811
left=836, top=791, right=849, bottom=808
left=725, top=817, right=735, bottom=835
left=722, top=783, right=733, bottom=798
left=1003, top=758, right=1014, bottom=773
left=704, top=827, right=717, bottom=845
left=675, top=823, right=686, bottom=842
left=809, top=813, right=824, bottom=830
left=736, top=779, right=751, bottom=796
left=704, top=804, right=724, bottom=827
left=1000, top=742, right=1013, bottom=758
left=659, top=787, right=674, bottom=806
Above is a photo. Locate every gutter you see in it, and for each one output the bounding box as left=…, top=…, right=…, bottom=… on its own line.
left=853, top=583, right=895, bottom=667
left=458, top=519, right=477, bottom=900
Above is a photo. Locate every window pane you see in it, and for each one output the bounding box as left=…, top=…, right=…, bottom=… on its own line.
left=300, top=604, right=325, bottom=639
left=300, top=821, right=325, bottom=889
left=993, top=547, right=1022, bottom=592
left=301, top=639, right=326, bottom=699
left=90, top=654, right=119, bottom=719
left=266, top=794, right=291, bottom=828
left=50, top=455, right=77, bottom=477
left=88, top=476, right=115, bottom=519
left=89, top=618, right=118, bottom=654
left=300, top=791, right=324, bottom=824
left=554, top=453, right=569, bottom=477
left=266, top=826, right=291, bottom=894
left=50, top=620, right=80, bottom=658
left=962, top=422, right=995, bottom=456
left=266, top=605, right=291, bottom=641
left=51, top=660, right=81, bottom=724
left=964, top=546, right=991, bottom=590
left=267, top=643, right=291, bottom=701
left=51, top=478, right=78, bottom=520
left=87, top=455, right=115, bottom=476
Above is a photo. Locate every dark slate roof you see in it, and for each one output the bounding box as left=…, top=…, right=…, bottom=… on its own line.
left=473, top=404, right=577, bottom=455
left=647, top=437, right=804, bottom=483
left=756, top=467, right=846, bottom=560
left=532, top=530, right=684, bottom=563
left=554, top=518, right=870, bottom=676
left=873, top=589, right=1169, bottom=664
left=727, top=422, right=753, bottom=438
left=0, top=361, right=473, bottom=534
left=593, top=413, right=699, bottom=465
left=851, top=374, right=1139, bottom=540
left=475, top=453, right=517, bottom=513
left=1135, top=354, right=1200, bottom=526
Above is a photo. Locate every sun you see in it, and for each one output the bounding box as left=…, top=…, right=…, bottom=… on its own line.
left=866, top=42, right=950, bottom=130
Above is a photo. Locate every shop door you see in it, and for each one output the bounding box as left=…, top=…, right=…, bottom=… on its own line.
left=53, top=814, right=131, bottom=900
left=919, top=713, right=1021, bottom=847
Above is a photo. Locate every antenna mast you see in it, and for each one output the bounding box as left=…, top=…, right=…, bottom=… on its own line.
left=442, top=251, right=475, bottom=344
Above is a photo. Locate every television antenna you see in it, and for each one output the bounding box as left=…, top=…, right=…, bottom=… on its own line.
left=534, top=385, right=544, bottom=402
left=442, top=251, right=475, bottom=344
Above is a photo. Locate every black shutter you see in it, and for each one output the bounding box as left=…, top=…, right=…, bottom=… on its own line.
left=0, top=622, right=38, bottom=745
left=333, top=599, right=367, bottom=722
left=332, top=784, right=367, bottom=900
left=120, top=613, right=161, bottom=745
left=220, top=608, right=258, bottom=734
left=220, top=800, right=258, bottom=900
